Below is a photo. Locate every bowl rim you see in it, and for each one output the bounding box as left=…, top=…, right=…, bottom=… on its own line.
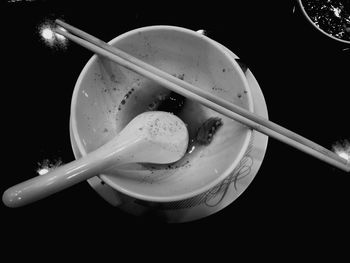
left=298, top=0, right=350, bottom=44
left=70, top=25, right=253, bottom=202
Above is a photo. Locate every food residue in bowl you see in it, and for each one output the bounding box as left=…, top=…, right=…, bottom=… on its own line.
left=118, top=87, right=135, bottom=111
left=148, top=91, right=186, bottom=115
left=113, top=73, right=224, bottom=172
left=195, top=117, right=223, bottom=146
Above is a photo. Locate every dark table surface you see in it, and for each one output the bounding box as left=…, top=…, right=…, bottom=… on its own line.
left=1, top=0, right=349, bottom=251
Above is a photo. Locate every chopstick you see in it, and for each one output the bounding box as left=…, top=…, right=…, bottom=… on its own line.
left=54, top=20, right=349, bottom=172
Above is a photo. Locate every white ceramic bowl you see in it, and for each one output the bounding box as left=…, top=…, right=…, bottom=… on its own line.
left=71, top=26, right=253, bottom=203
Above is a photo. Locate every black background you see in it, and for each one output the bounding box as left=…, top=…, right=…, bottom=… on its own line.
left=1, top=0, right=349, bottom=255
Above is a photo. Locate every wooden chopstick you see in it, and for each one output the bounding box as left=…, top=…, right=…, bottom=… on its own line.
left=54, top=20, right=349, bottom=172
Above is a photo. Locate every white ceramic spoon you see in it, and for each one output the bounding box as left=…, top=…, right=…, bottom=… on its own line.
left=3, top=111, right=189, bottom=208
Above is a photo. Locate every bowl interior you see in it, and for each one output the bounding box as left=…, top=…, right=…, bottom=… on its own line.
left=71, top=26, right=253, bottom=201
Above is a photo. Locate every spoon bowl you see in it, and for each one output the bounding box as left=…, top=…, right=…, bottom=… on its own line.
left=2, top=111, right=188, bottom=208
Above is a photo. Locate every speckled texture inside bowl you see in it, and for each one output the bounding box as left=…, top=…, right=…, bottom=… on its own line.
left=71, top=26, right=253, bottom=202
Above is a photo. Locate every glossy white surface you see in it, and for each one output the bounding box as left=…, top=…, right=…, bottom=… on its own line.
left=3, top=112, right=188, bottom=207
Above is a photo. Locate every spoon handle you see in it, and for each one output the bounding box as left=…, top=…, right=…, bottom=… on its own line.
left=2, top=140, right=126, bottom=208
